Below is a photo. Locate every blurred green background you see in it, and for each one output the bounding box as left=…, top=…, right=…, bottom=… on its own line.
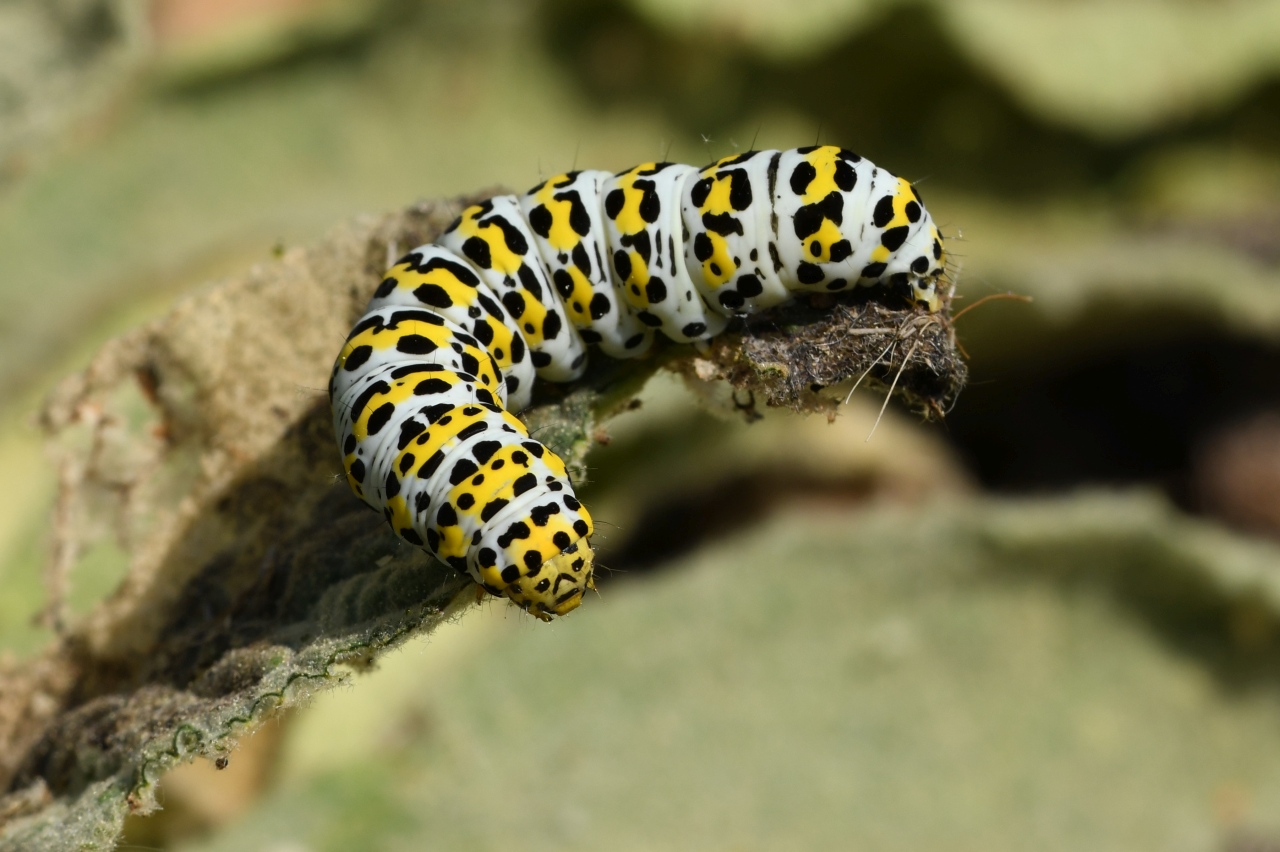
left=3, top=0, right=1280, bottom=849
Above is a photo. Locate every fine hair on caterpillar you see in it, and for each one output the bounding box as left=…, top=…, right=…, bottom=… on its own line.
left=331, top=146, right=952, bottom=620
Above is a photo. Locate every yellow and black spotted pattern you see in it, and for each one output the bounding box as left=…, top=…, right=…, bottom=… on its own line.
left=601, top=161, right=727, bottom=343
left=438, top=196, right=588, bottom=383
left=332, top=145, right=948, bottom=620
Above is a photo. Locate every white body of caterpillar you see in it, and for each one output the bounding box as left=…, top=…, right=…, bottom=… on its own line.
left=331, top=146, right=947, bottom=619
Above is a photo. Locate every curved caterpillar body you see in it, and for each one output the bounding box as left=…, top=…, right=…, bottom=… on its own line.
left=331, top=145, right=947, bottom=620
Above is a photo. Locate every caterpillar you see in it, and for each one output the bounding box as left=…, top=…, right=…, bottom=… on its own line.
left=331, top=145, right=947, bottom=620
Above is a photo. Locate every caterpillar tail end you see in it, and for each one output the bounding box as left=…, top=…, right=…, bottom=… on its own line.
left=912, top=277, right=942, bottom=313
left=503, top=539, right=597, bottom=622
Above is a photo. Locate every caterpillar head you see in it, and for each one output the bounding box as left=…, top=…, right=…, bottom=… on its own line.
left=473, top=495, right=597, bottom=621
left=504, top=538, right=596, bottom=621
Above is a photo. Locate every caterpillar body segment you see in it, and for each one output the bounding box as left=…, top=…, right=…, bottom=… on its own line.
left=332, top=145, right=948, bottom=620
left=768, top=146, right=943, bottom=309
left=682, top=149, right=792, bottom=314
left=367, top=244, right=537, bottom=411
left=519, top=170, right=655, bottom=360
left=601, top=161, right=729, bottom=344
left=438, top=195, right=589, bottom=383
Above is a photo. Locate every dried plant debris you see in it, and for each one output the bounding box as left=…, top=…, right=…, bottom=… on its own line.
left=0, top=194, right=966, bottom=851
left=689, top=294, right=966, bottom=420
left=563, top=288, right=967, bottom=427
